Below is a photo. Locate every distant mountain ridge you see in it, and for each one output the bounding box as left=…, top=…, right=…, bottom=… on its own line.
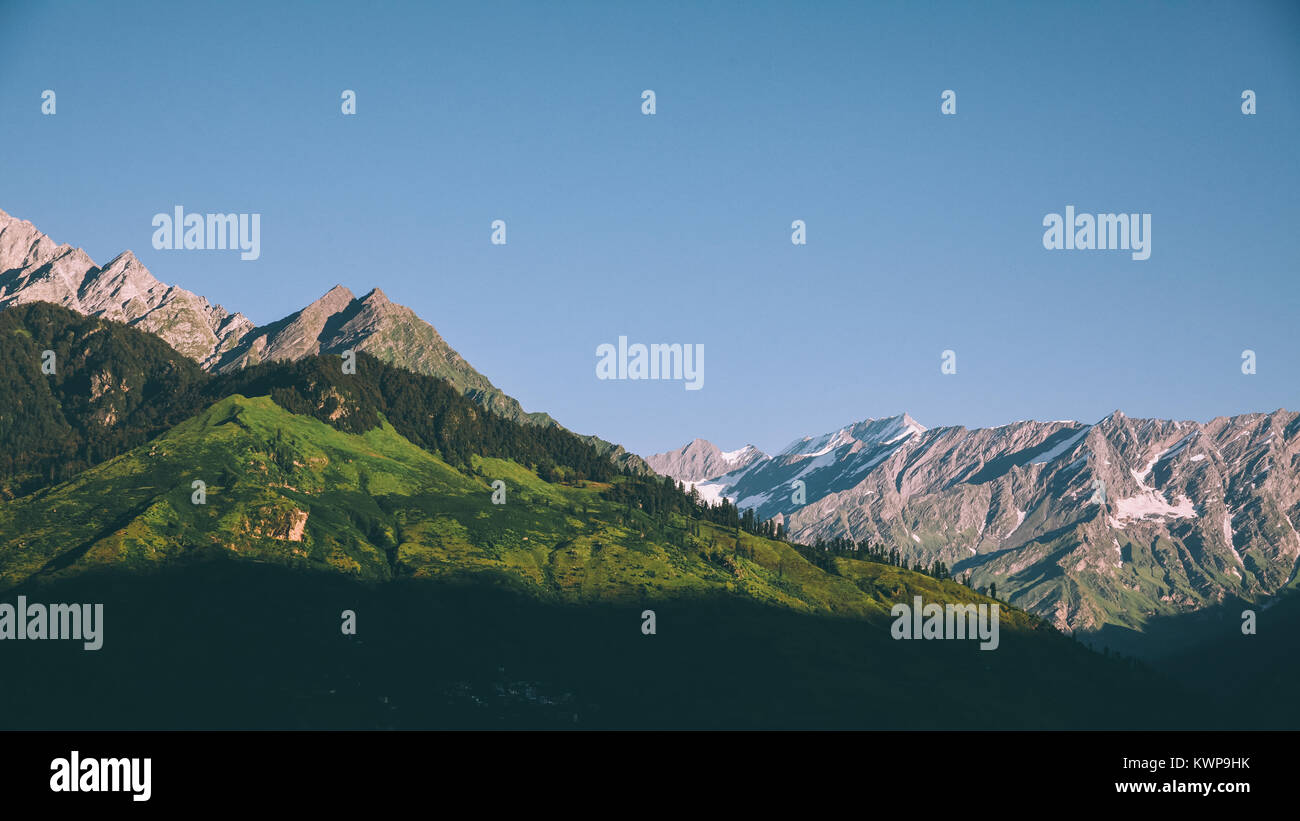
left=644, top=438, right=765, bottom=484
left=652, top=410, right=1300, bottom=632
left=0, top=207, right=648, bottom=474
left=653, top=414, right=928, bottom=509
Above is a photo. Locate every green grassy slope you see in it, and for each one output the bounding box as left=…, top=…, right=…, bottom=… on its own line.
left=0, top=392, right=1204, bottom=728
left=0, top=393, right=1033, bottom=623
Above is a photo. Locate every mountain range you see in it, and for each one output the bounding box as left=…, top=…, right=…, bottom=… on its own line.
left=651, top=410, right=1300, bottom=634
left=0, top=299, right=1194, bottom=729
left=4, top=204, right=1296, bottom=660
left=0, top=206, right=1293, bottom=727
left=0, top=207, right=647, bottom=474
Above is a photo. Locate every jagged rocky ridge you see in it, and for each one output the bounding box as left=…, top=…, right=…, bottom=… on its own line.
left=644, top=438, right=765, bottom=484
left=0, top=207, right=648, bottom=474
left=652, top=411, right=1300, bottom=632
left=0, top=208, right=253, bottom=365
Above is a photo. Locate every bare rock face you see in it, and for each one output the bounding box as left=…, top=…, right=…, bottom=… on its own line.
left=646, top=439, right=765, bottom=483
left=212, top=284, right=563, bottom=428
left=0, top=208, right=541, bottom=420
left=656, top=414, right=928, bottom=511
left=0, top=206, right=67, bottom=274
left=214, top=284, right=358, bottom=369
left=657, top=410, right=1300, bottom=632
left=0, top=210, right=253, bottom=366
left=0, top=206, right=653, bottom=475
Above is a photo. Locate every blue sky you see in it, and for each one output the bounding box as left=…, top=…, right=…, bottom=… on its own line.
left=2, top=0, right=1297, bottom=456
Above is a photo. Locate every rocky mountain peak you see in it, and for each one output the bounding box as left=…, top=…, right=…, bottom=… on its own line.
left=308, top=284, right=356, bottom=315
left=647, top=438, right=767, bottom=483
left=0, top=206, right=656, bottom=477
left=361, top=287, right=391, bottom=306
left=0, top=214, right=60, bottom=277
left=0, top=207, right=253, bottom=367
left=684, top=437, right=719, bottom=453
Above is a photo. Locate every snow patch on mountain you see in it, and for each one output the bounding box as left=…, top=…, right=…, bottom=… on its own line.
left=721, top=445, right=759, bottom=464
left=1112, top=491, right=1198, bottom=522
left=1030, top=426, right=1090, bottom=464
left=691, top=481, right=728, bottom=505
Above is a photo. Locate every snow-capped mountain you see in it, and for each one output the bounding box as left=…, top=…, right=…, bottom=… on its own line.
left=652, top=414, right=928, bottom=516
left=652, top=411, right=1300, bottom=632
left=645, top=439, right=766, bottom=484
